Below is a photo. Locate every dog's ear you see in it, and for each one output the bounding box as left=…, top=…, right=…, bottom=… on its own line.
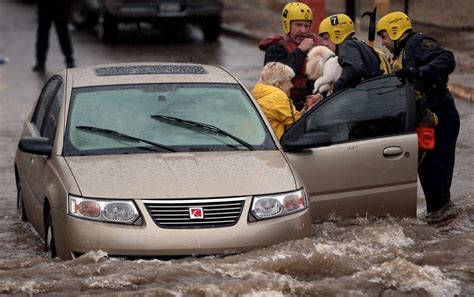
left=314, top=59, right=324, bottom=79
left=306, top=55, right=324, bottom=80
left=305, top=56, right=317, bottom=79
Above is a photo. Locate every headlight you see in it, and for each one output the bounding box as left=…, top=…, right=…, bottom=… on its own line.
left=250, top=188, right=308, bottom=221
left=68, top=195, right=142, bottom=225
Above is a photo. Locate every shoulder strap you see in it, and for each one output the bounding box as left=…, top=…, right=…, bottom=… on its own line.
left=371, top=46, right=393, bottom=74
left=358, top=38, right=393, bottom=75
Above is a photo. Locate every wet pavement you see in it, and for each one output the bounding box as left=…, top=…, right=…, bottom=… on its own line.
left=0, top=0, right=473, bottom=295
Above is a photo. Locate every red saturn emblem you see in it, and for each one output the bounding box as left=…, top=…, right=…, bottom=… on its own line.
left=189, top=207, right=204, bottom=219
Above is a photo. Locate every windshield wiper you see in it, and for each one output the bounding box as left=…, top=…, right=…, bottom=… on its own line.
left=150, top=114, right=255, bottom=151
left=76, top=125, right=176, bottom=152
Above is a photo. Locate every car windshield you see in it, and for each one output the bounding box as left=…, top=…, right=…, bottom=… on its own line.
left=64, top=83, right=275, bottom=156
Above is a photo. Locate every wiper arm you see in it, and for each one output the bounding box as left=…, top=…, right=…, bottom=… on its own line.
left=76, top=125, right=176, bottom=152
left=150, top=114, right=255, bottom=151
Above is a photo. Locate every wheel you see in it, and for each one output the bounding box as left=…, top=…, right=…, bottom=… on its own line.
left=71, top=0, right=99, bottom=30
left=15, top=173, right=27, bottom=221
left=99, top=11, right=118, bottom=43
left=45, top=214, right=57, bottom=259
left=201, top=16, right=221, bottom=42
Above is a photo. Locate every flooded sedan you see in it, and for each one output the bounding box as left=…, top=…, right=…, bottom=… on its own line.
left=14, top=62, right=311, bottom=259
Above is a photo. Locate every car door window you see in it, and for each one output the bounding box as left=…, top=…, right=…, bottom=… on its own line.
left=32, top=77, right=61, bottom=133
left=283, top=75, right=415, bottom=144
left=42, top=81, right=64, bottom=140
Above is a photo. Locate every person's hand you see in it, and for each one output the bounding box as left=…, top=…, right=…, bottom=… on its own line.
left=304, top=94, right=322, bottom=111
left=395, top=67, right=422, bottom=82
left=298, top=38, right=315, bottom=52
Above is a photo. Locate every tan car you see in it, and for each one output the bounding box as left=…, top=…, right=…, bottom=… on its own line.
left=14, top=63, right=417, bottom=259
left=14, top=63, right=311, bottom=259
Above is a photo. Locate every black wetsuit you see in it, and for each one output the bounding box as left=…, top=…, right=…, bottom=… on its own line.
left=333, top=37, right=381, bottom=92
left=396, top=32, right=459, bottom=213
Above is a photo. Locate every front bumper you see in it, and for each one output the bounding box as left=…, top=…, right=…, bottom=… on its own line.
left=52, top=197, right=311, bottom=259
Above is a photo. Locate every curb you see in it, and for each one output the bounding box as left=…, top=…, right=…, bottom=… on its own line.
left=448, top=83, right=474, bottom=102
left=221, top=24, right=266, bottom=42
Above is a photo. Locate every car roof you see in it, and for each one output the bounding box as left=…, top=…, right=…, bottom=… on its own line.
left=65, top=62, right=240, bottom=88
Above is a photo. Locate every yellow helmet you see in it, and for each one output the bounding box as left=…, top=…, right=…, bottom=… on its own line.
left=376, top=11, right=412, bottom=41
left=318, top=14, right=355, bottom=44
left=282, top=2, right=313, bottom=34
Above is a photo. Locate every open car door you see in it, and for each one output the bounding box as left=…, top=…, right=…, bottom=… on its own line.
left=281, top=74, right=418, bottom=220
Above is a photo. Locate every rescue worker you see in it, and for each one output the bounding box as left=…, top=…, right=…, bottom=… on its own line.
left=33, top=0, right=75, bottom=72
left=259, top=2, right=322, bottom=111
left=319, top=14, right=382, bottom=93
left=376, top=11, right=460, bottom=215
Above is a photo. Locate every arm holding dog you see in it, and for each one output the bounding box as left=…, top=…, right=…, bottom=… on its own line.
left=333, top=39, right=380, bottom=92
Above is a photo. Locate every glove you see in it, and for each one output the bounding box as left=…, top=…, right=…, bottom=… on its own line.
left=395, top=67, right=422, bottom=82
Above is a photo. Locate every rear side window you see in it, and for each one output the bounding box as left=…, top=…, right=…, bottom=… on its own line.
left=42, top=82, right=64, bottom=140
left=32, top=78, right=61, bottom=132
left=304, top=75, right=411, bottom=143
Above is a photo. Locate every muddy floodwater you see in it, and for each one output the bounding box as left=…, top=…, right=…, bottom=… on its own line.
left=1, top=0, right=474, bottom=295
left=1, top=201, right=473, bottom=295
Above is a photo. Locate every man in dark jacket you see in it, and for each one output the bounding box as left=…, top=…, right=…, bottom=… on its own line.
left=259, top=2, right=322, bottom=111
left=377, top=11, right=459, bottom=216
left=33, top=0, right=75, bottom=71
left=318, top=14, right=381, bottom=93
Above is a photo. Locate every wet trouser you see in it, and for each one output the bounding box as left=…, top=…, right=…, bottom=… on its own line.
left=418, top=101, right=460, bottom=213
left=35, top=8, right=74, bottom=65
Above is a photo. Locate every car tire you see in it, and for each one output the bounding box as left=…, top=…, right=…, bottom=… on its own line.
left=100, top=12, right=118, bottom=43
left=71, top=0, right=98, bottom=30
left=201, top=16, right=221, bottom=42
left=15, top=172, right=27, bottom=221
left=45, top=213, right=57, bottom=259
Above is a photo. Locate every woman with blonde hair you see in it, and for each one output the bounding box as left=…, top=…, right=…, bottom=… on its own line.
left=252, top=62, right=316, bottom=139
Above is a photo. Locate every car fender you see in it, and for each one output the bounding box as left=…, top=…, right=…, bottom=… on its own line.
left=45, top=156, right=80, bottom=213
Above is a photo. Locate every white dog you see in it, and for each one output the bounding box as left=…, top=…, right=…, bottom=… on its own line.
left=305, top=46, right=342, bottom=94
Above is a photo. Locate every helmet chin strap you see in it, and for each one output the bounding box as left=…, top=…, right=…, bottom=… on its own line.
left=393, top=39, right=399, bottom=54
left=284, top=33, right=294, bottom=44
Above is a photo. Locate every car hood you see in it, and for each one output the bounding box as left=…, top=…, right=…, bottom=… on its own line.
left=65, top=151, right=296, bottom=199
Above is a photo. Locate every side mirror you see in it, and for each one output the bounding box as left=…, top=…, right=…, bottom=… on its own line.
left=18, top=137, right=52, bottom=156
left=282, top=131, right=332, bottom=152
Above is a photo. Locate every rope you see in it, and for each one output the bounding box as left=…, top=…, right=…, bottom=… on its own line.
left=418, top=151, right=427, bottom=166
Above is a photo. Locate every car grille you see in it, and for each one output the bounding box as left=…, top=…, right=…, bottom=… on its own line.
left=143, top=197, right=246, bottom=229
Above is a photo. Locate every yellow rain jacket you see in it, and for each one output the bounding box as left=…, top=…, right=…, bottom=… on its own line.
left=252, top=83, right=301, bottom=139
